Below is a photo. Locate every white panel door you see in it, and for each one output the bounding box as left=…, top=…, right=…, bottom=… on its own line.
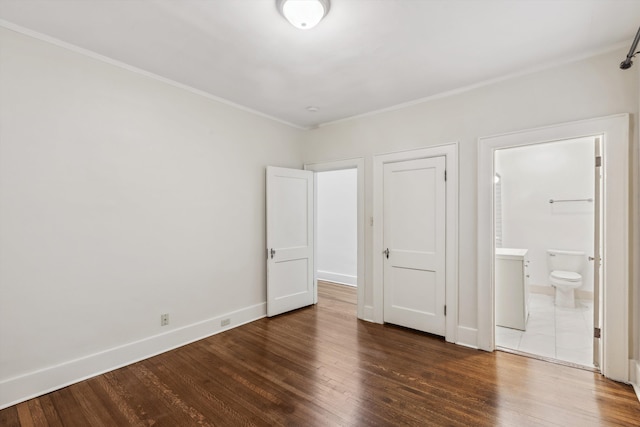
left=266, top=166, right=314, bottom=317
left=383, top=156, right=446, bottom=335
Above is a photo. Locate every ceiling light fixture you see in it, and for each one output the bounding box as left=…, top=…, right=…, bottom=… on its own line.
left=276, top=0, right=330, bottom=30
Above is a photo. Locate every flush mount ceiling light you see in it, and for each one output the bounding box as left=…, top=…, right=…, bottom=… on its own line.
left=276, top=0, right=330, bottom=30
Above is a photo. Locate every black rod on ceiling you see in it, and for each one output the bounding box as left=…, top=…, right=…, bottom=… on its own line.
left=620, top=26, right=640, bottom=69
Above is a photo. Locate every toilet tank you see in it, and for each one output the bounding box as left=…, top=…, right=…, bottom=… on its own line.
left=547, top=249, right=585, bottom=272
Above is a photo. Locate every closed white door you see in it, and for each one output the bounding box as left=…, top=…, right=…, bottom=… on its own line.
left=266, top=166, right=314, bottom=317
left=383, top=156, right=446, bottom=335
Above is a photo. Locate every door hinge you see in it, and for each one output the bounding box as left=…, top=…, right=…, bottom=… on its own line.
left=594, top=327, right=601, bottom=339
left=444, top=305, right=447, bottom=316
left=444, top=170, right=447, bottom=181
left=595, top=156, right=602, bottom=167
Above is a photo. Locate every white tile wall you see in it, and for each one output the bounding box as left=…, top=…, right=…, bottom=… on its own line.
left=496, top=293, right=594, bottom=367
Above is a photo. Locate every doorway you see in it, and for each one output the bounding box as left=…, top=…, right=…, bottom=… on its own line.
left=477, top=114, right=630, bottom=383
left=316, top=168, right=358, bottom=313
left=493, top=136, right=600, bottom=369
left=305, top=158, right=365, bottom=319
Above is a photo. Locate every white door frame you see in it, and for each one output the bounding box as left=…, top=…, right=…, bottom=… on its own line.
left=477, top=114, right=630, bottom=383
left=373, top=143, right=459, bottom=343
left=304, top=158, right=365, bottom=320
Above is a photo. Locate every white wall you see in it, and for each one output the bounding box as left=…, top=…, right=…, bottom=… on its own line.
left=316, top=169, right=357, bottom=286
left=0, top=27, right=303, bottom=406
left=301, top=48, right=638, bottom=348
left=496, top=137, right=595, bottom=291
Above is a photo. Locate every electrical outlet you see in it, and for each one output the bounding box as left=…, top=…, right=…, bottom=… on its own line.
left=160, top=313, right=169, bottom=326
left=221, top=318, right=230, bottom=327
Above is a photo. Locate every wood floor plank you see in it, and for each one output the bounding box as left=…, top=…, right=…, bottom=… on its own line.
left=0, top=405, right=20, bottom=427
left=318, top=280, right=358, bottom=305
left=1, top=282, right=639, bottom=426
left=48, top=388, right=91, bottom=426
left=15, top=403, right=34, bottom=427
left=69, top=380, right=123, bottom=427
left=86, top=376, right=145, bottom=426
left=24, top=400, right=47, bottom=427
left=104, top=365, right=184, bottom=426
left=159, top=348, right=276, bottom=426
left=35, top=395, right=64, bottom=427
left=205, top=327, right=353, bottom=425
left=126, top=363, right=213, bottom=426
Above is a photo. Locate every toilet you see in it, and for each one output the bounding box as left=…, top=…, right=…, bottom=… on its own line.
left=547, top=249, right=585, bottom=308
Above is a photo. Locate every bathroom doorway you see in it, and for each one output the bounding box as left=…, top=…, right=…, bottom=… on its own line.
left=478, top=114, right=629, bottom=382
left=493, top=136, right=601, bottom=370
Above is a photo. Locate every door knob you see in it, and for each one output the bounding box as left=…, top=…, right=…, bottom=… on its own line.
left=384, top=248, right=390, bottom=259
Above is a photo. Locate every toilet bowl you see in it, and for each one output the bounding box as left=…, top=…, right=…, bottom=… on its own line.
left=547, top=249, right=585, bottom=308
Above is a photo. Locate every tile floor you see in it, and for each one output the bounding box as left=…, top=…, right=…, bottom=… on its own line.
left=496, top=293, right=594, bottom=367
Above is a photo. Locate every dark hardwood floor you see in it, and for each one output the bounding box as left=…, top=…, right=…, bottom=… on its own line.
left=2, top=282, right=639, bottom=426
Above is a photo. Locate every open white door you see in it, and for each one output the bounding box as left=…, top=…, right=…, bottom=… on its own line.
left=383, top=156, right=447, bottom=335
left=593, top=137, right=602, bottom=368
left=266, top=166, right=314, bottom=317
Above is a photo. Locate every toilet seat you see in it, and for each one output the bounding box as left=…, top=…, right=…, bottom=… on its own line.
left=549, top=270, right=582, bottom=289
left=550, top=270, right=581, bottom=282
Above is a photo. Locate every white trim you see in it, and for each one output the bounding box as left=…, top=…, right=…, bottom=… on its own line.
left=477, top=114, right=630, bottom=383
left=317, top=271, right=357, bottom=287
left=456, top=326, right=478, bottom=349
left=0, top=20, right=304, bottom=130
left=631, top=360, right=640, bottom=402
left=363, top=305, right=375, bottom=322
left=372, top=143, right=459, bottom=343
left=0, top=303, right=266, bottom=410
left=305, top=158, right=366, bottom=320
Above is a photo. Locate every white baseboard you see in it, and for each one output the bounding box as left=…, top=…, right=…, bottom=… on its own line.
left=456, top=326, right=478, bottom=349
left=575, top=290, right=594, bottom=300
left=529, top=284, right=555, bottom=296
left=0, top=303, right=266, bottom=410
left=631, top=359, right=640, bottom=403
left=317, top=271, right=357, bottom=287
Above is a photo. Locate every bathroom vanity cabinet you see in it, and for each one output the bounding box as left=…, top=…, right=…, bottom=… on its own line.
left=495, top=248, right=529, bottom=331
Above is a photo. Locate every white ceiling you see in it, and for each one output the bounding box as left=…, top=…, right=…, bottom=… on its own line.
left=1, top=0, right=639, bottom=128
